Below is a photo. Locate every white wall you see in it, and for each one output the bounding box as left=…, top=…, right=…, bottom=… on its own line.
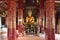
left=0, top=17, right=1, bottom=33
left=0, top=17, right=1, bottom=28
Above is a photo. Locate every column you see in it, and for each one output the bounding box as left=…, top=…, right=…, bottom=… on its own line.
left=7, top=0, right=16, bottom=40
left=45, top=0, right=55, bottom=40
left=38, top=0, right=44, bottom=33
left=18, top=0, right=23, bottom=33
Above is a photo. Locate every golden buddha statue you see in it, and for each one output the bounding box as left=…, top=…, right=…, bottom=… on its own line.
left=24, top=10, right=38, bottom=34
left=26, top=10, right=34, bottom=24
left=25, top=10, right=35, bottom=32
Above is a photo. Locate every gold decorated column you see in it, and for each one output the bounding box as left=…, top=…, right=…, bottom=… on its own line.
left=7, top=0, right=16, bottom=40
left=38, top=0, right=44, bottom=33
left=18, top=0, right=23, bottom=33
left=45, top=0, right=55, bottom=40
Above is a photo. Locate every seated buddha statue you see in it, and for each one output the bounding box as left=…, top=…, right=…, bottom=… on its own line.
left=24, top=10, right=38, bottom=34
left=25, top=10, right=35, bottom=31
left=26, top=10, right=34, bottom=24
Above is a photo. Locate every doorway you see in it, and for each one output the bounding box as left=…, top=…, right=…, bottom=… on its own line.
left=17, top=0, right=45, bottom=40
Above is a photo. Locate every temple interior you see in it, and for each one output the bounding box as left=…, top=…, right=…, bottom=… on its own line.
left=0, top=0, right=60, bottom=40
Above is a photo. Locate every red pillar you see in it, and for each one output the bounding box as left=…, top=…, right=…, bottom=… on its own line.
left=38, top=0, right=44, bottom=33
left=18, top=0, right=23, bottom=33
left=45, top=0, right=55, bottom=40
left=7, top=0, right=16, bottom=40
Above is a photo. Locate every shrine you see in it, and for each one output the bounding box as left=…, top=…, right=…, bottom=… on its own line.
left=0, top=0, right=60, bottom=40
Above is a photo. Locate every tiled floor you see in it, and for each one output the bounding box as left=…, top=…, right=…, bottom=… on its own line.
left=1, top=32, right=60, bottom=40
left=0, top=28, right=45, bottom=40
left=0, top=33, right=7, bottom=40
left=0, top=28, right=60, bottom=40
left=0, top=28, right=7, bottom=40
left=17, top=34, right=45, bottom=40
left=0, top=33, right=45, bottom=40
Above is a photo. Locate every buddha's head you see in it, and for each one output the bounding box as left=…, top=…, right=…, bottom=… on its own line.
left=28, top=10, right=32, bottom=17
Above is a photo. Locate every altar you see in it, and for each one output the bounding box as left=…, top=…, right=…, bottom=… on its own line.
left=23, top=9, right=38, bottom=34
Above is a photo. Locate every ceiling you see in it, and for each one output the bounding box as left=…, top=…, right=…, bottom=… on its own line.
left=0, top=0, right=60, bottom=13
